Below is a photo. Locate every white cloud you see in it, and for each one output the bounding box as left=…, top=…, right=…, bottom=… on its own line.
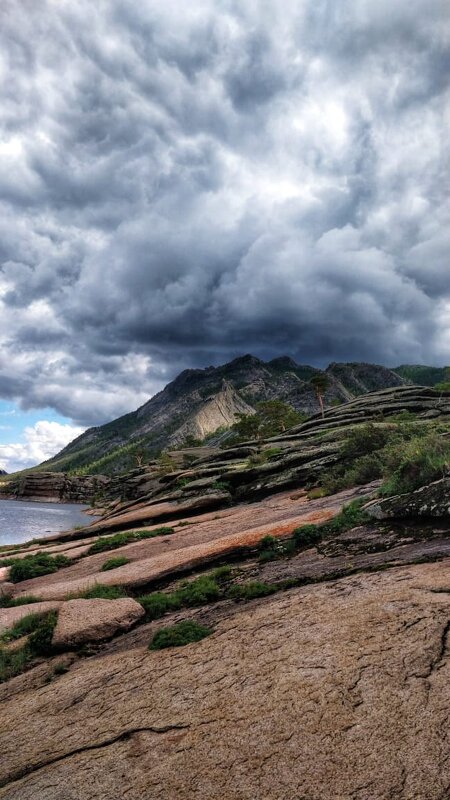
left=0, top=420, right=85, bottom=473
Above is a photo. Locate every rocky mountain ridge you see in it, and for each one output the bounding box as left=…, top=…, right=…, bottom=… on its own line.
left=26, top=356, right=408, bottom=477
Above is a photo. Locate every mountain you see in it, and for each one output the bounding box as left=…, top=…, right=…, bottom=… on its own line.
left=27, top=355, right=408, bottom=476
left=393, top=364, right=449, bottom=386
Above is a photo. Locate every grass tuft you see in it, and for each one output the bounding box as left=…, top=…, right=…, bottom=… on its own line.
left=88, top=527, right=174, bottom=555
left=6, top=553, right=70, bottom=583
left=101, top=556, right=130, bottom=572
left=149, top=620, right=212, bottom=650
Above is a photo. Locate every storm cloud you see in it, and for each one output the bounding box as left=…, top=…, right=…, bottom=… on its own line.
left=0, top=0, right=449, bottom=426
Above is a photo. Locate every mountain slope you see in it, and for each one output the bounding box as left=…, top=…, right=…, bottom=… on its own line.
left=393, top=364, right=448, bottom=386
left=32, top=355, right=408, bottom=475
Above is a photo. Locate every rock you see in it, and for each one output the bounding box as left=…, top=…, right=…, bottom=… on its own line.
left=365, top=477, right=450, bottom=520
left=51, top=599, right=145, bottom=648
left=9, top=473, right=110, bottom=504
left=1, top=561, right=450, bottom=799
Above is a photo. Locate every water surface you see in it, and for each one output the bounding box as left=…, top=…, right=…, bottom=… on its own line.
left=0, top=499, right=95, bottom=546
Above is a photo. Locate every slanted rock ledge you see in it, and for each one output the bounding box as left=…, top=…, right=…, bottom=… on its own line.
left=365, top=477, right=450, bottom=520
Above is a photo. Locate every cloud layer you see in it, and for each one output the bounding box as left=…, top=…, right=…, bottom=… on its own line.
left=0, top=420, right=85, bottom=472
left=0, top=0, right=449, bottom=426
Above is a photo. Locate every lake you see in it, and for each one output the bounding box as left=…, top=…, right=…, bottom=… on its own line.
left=0, top=499, right=95, bottom=547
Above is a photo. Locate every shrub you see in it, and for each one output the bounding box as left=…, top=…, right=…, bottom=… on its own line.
left=381, top=432, right=450, bottom=496
left=226, top=581, right=278, bottom=601
left=88, top=527, right=174, bottom=555
left=258, top=535, right=284, bottom=562
left=292, top=525, right=322, bottom=548
left=28, top=611, right=57, bottom=656
left=0, top=595, right=40, bottom=609
left=0, top=611, right=57, bottom=683
left=78, top=585, right=126, bottom=600
left=138, top=574, right=222, bottom=620
left=341, top=423, right=391, bottom=460
left=8, top=553, right=70, bottom=583
left=0, top=612, right=43, bottom=644
left=322, top=500, right=368, bottom=534
left=101, top=556, right=130, bottom=572
left=211, top=481, right=231, bottom=492
left=0, top=647, right=29, bottom=683
left=138, top=592, right=174, bottom=619
left=149, top=620, right=212, bottom=650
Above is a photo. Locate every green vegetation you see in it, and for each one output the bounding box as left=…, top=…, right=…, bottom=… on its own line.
left=138, top=569, right=232, bottom=620
left=225, top=581, right=278, bottom=600
left=230, top=400, right=304, bottom=443
left=258, top=535, right=286, bottom=562
left=0, top=595, right=40, bottom=608
left=0, top=611, right=57, bottom=683
left=88, top=527, right=174, bottom=555
left=310, top=373, right=330, bottom=418
left=149, top=620, right=212, bottom=650
left=3, top=553, right=70, bottom=583
left=394, top=365, right=450, bottom=387
left=292, top=524, right=322, bottom=548
left=77, top=585, right=126, bottom=600
left=101, top=556, right=130, bottom=571
left=0, top=612, right=44, bottom=644
left=381, top=431, right=450, bottom=496
left=211, top=480, right=231, bottom=492
left=321, top=422, right=450, bottom=497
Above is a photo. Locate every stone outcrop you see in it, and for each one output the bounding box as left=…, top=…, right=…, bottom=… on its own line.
left=1, top=561, right=450, bottom=799
left=365, top=477, right=450, bottom=520
left=51, top=598, right=144, bottom=648
left=9, top=472, right=110, bottom=503
left=169, top=380, right=255, bottom=446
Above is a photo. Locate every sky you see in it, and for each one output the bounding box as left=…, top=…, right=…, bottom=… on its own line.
left=0, top=0, right=449, bottom=471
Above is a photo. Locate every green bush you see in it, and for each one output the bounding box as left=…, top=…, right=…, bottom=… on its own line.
left=88, top=527, right=174, bottom=555
left=78, top=585, right=126, bottom=600
left=139, top=573, right=222, bottom=620
left=8, top=553, right=70, bottom=583
left=381, top=432, right=450, bottom=495
left=0, top=611, right=57, bottom=682
left=149, top=620, right=212, bottom=650
left=0, top=647, right=29, bottom=683
left=101, top=556, right=130, bottom=572
left=28, top=611, right=57, bottom=656
left=258, top=534, right=285, bottom=562
left=292, top=525, right=322, bottom=548
left=340, top=423, right=391, bottom=460
left=226, top=581, right=278, bottom=601
left=322, top=500, right=368, bottom=534
left=0, top=612, right=43, bottom=644
left=0, top=595, right=40, bottom=608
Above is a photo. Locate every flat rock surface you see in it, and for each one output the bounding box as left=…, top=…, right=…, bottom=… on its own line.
left=1, top=560, right=450, bottom=799
left=51, top=599, right=145, bottom=648
left=12, top=485, right=377, bottom=600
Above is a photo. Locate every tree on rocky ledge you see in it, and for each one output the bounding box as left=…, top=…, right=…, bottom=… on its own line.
left=310, top=374, right=329, bottom=419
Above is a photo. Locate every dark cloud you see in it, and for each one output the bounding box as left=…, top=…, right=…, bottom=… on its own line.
left=0, top=0, right=448, bottom=426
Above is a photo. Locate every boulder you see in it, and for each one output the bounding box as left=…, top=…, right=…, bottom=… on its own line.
left=365, top=477, right=450, bottom=520
left=52, top=599, right=145, bottom=648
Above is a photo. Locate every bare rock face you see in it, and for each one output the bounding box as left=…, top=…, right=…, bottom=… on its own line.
left=170, top=380, right=255, bottom=446
left=10, top=472, right=110, bottom=503
left=365, top=477, right=450, bottom=520
left=1, top=561, right=450, bottom=799
left=51, top=598, right=144, bottom=648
